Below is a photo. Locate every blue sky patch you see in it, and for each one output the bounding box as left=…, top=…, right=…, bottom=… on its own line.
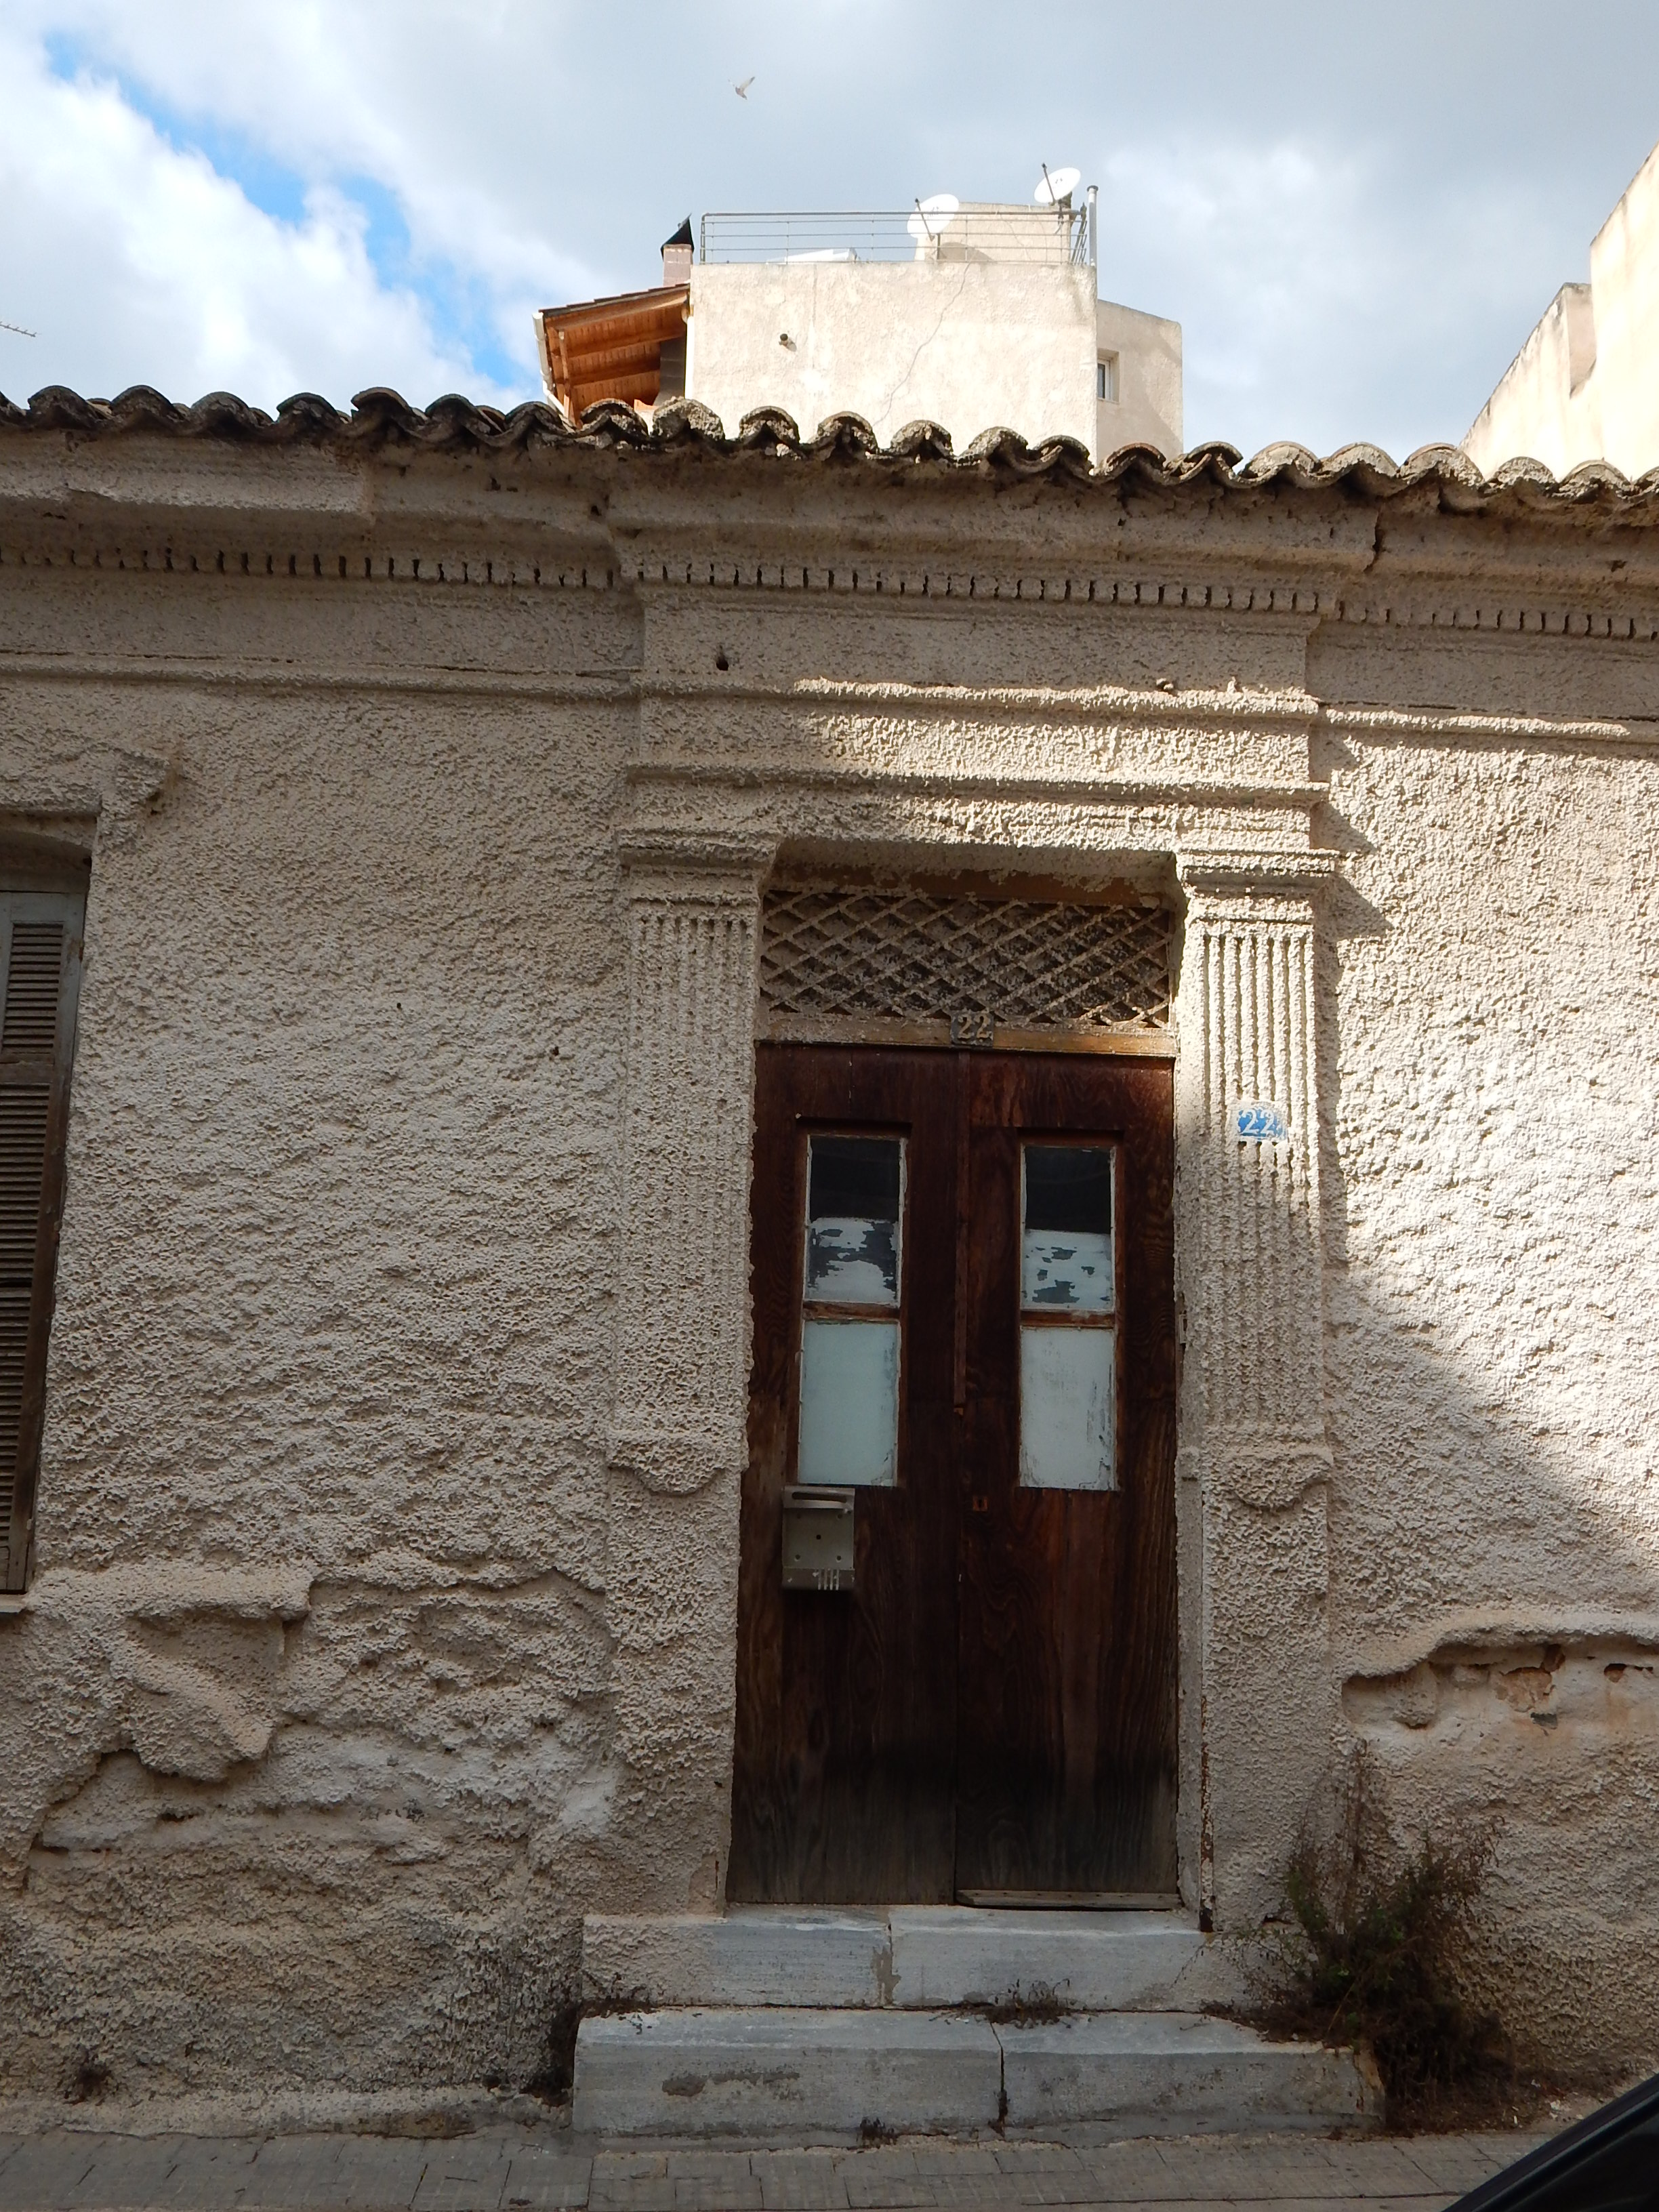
left=45, top=31, right=308, bottom=226
left=40, top=26, right=528, bottom=396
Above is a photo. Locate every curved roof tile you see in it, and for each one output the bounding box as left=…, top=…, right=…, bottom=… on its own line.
left=3, top=382, right=1659, bottom=512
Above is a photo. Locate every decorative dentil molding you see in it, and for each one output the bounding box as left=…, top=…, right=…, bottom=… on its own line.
left=2, top=527, right=1657, bottom=652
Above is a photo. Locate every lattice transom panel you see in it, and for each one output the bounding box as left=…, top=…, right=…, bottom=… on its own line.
left=760, top=886, right=1172, bottom=1036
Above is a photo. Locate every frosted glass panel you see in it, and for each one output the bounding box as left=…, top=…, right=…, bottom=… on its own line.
left=1019, top=1325, right=1115, bottom=1491
left=799, top=1319, right=900, bottom=1487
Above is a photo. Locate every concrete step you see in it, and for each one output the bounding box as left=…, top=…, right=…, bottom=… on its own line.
left=583, top=1909, right=894, bottom=2009
left=571, top=2005, right=1376, bottom=2142
left=998, top=2011, right=1376, bottom=2134
left=572, top=2006, right=999, bottom=2139
left=889, top=1906, right=1206, bottom=2009
left=582, top=1905, right=1208, bottom=2011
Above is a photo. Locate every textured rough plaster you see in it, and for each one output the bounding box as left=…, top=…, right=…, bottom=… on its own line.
left=1321, top=726, right=1659, bottom=2055
left=0, top=428, right=1654, bottom=2102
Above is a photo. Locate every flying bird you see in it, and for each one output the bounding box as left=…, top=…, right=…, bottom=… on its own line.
left=734, top=76, right=754, bottom=98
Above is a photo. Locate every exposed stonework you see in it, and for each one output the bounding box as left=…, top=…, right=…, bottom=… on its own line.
left=0, top=397, right=1656, bottom=2100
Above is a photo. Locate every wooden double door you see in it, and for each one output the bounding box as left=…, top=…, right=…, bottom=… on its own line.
left=731, top=1044, right=1178, bottom=1905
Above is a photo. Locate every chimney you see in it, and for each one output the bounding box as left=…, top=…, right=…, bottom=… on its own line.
left=662, top=216, right=693, bottom=289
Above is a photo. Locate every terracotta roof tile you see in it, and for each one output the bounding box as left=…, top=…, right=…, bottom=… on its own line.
left=3, top=384, right=1658, bottom=515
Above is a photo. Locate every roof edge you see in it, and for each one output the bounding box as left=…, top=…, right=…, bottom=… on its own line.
left=2, top=384, right=1658, bottom=512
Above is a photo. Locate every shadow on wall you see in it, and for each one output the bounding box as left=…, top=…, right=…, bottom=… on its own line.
left=1309, top=723, right=1659, bottom=2076
left=0, top=703, right=1654, bottom=2097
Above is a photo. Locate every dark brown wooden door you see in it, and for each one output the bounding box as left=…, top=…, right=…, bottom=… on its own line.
left=954, top=1053, right=1178, bottom=1900
left=733, top=1047, right=961, bottom=1903
left=729, top=1044, right=1176, bottom=1905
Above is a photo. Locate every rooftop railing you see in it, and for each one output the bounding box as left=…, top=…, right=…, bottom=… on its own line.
left=699, top=199, right=1096, bottom=270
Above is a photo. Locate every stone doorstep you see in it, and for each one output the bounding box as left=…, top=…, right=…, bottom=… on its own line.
left=584, top=1909, right=893, bottom=2011
left=998, top=2013, right=1376, bottom=2135
left=571, top=2007, right=1378, bottom=2144
left=892, top=1908, right=1209, bottom=2011
left=581, top=1906, right=1210, bottom=2011
left=574, top=2008, right=1000, bottom=2142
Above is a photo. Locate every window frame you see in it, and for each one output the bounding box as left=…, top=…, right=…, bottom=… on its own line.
left=0, top=874, right=87, bottom=1593
left=1015, top=1136, right=1122, bottom=1493
left=789, top=1124, right=910, bottom=1490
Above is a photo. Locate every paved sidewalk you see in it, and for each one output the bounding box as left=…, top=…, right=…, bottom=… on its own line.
left=0, top=2125, right=1551, bottom=2210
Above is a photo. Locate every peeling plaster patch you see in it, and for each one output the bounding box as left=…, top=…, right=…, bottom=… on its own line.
left=553, top=1771, right=617, bottom=1842
left=1343, top=1635, right=1659, bottom=1738
left=3, top=1549, right=612, bottom=2091
left=115, top=1626, right=281, bottom=1781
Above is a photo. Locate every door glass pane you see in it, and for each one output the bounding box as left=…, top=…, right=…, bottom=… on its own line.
left=1020, top=1143, right=1115, bottom=1491
left=799, top=1319, right=900, bottom=1486
left=1021, top=1145, right=1113, bottom=1313
left=798, top=1133, right=904, bottom=1487
left=806, top=1134, right=902, bottom=1305
left=1019, top=1326, right=1115, bottom=1491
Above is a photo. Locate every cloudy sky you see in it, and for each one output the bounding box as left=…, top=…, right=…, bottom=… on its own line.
left=1, top=0, right=1656, bottom=460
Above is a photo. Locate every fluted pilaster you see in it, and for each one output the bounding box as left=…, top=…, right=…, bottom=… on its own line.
left=603, top=834, right=771, bottom=1908
left=1175, top=849, right=1337, bottom=1925
left=1184, top=874, right=1330, bottom=1494
left=609, top=842, right=767, bottom=1496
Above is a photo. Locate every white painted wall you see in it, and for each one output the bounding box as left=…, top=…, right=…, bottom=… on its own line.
left=1587, top=141, right=1659, bottom=475
left=686, top=255, right=1101, bottom=455
left=1096, top=298, right=1183, bottom=458
left=1465, top=138, right=1659, bottom=477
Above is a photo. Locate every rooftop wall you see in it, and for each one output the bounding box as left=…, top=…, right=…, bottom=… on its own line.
left=1096, top=297, right=1183, bottom=458
left=1465, top=138, right=1659, bottom=478
left=1586, top=138, right=1659, bottom=476
left=685, top=260, right=1098, bottom=454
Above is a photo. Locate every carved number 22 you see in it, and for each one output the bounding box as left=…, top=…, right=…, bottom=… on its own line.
left=950, top=1008, right=994, bottom=1047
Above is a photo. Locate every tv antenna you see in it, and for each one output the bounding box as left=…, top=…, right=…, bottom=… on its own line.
left=0, top=318, right=37, bottom=339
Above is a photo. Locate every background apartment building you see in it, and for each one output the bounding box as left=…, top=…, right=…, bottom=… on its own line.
left=537, top=184, right=1183, bottom=461
left=1465, top=135, right=1659, bottom=478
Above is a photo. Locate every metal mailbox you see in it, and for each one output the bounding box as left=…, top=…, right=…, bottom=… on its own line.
left=781, top=1485, right=856, bottom=1591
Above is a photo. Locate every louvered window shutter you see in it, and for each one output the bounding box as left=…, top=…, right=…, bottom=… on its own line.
left=0, top=892, right=85, bottom=1593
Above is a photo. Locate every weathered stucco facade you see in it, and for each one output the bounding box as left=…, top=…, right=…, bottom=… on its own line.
left=0, top=386, right=1656, bottom=2104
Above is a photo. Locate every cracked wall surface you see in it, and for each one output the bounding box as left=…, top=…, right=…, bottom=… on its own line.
left=686, top=261, right=1098, bottom=453
left=0, top=430, right=1655, bottom=2096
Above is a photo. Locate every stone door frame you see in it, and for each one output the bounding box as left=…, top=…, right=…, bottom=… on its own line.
left=605, top=674, right=1337, bottom=1929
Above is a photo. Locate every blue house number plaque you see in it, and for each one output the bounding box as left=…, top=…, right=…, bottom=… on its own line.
left=1235, top=1101, right=1290, bottom=1143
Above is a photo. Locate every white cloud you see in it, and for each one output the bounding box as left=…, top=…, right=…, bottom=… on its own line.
left=1097, top=132, right=1574, bottom=458
left=0, top=19, right=514, bottom=411
left=7, top=0, right=607, bottom=393
left=0, top=0, right=1654, bottom=454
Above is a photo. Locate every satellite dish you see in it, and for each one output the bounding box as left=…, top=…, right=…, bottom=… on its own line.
left=1033, top=165, right=1082, bottom=206
left=907, top=192, right=960, bottom=240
